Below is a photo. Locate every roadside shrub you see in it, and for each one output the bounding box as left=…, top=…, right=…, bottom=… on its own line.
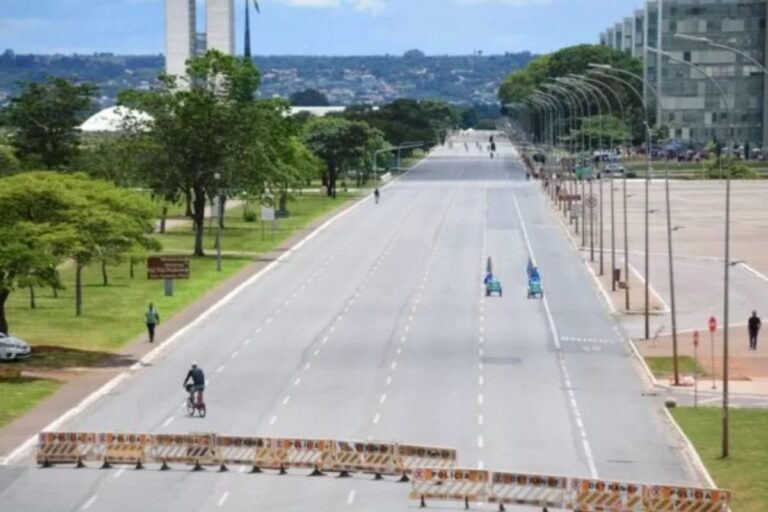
left=706, top=160, right=761, bottom=180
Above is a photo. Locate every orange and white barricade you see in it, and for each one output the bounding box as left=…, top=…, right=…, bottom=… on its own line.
left=37, top=432, right=100, bottom=466
left=643, top=484, right=732, bottom=512
left=409, top=468, right=489, bottom=506
left=148, top=433, right=215, bottom=467
left=252, top=437, right=333, bottom=471
left=331, top=441, right=398, bottom=476
left=566, top=478, right=645, bottom=511
left=101, top=433, right=149, bottom=466
left=488, top=472, right=567, bottom=509
left=395, top=443, right=456, bottom=474
left=213, top=436, right=262, bottom=466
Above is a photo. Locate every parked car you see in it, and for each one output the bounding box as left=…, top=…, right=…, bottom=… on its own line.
left=604, top=162, right=625, bottom=175
left=0, top=332, right=31, bottom=361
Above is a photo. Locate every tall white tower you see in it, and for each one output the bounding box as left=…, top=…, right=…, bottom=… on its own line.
left=165, top=0, right=235, bottom=76
left=165, top=0, right=196, bottom=77
left=206, top=0, right=235, bottom=55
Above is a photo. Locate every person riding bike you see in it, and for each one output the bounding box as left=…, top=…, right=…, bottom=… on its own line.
left=183, top=362, right=205, bottom=407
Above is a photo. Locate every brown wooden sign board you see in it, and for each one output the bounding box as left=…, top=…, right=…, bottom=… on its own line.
left=147, top=256, right=190, bottom=280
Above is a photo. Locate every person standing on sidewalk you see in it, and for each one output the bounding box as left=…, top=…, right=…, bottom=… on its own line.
left=145, top=303, right=160, bottom=343
left=748, top=311, right=761, bottom=351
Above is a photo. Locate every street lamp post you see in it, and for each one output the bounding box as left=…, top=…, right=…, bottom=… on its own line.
left=214, top=172, right=222, bottom=272
left=647, top=47, right=733, bottom=458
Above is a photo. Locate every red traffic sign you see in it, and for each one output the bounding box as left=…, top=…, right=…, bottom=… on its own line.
left=708, top=316, right=717, bottom=334
left=693, top=330, right=699, bottom=347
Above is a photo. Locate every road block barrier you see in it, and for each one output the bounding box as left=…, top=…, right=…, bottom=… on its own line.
left=566, top=477, right=644, bottom=511
left=488, top=472, right=567, bottom=509
left=409, top=468, right=488, bottom=505
left=148, top=433, right=215, bottom=466
left=36, top=432, right=455, bottom=478
left=250, top=437, right=333, bottom=471
left=333, top=441, right=397, bottom=475
left=643, top=484, right=732, bottom=512
left=395, top=444, right=457, bottom=474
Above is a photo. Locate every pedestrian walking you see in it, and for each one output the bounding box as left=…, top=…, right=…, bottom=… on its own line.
left=145, top=303, right=160, bottom=343
left=374, top=188, right=380, bottom=204
left=748, top=311, right=761, bottom=350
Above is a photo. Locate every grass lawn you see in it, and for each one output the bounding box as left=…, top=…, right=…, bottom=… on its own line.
left=5, top=192, right=361, bottom=366
left=645, top=356, right=706, bottom=378
left=0, top=377, right=62, bottom=428
left=671, top=407, right=768, bottom=512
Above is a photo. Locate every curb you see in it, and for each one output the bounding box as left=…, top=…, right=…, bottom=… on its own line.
left=0, top=152, right=433, bottom=466
left=662, top=407, right=720, bottom=490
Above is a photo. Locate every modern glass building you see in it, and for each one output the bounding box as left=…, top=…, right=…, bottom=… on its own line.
left=599, top=0, right=768, bottom=150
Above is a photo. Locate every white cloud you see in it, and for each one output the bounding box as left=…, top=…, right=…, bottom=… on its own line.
left=277, top=0, right=386, bottom=14
left=455, top=0, right=551, bottom=6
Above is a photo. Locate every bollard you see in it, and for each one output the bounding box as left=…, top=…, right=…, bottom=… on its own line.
left=40, top=457, right=52, bottom=469
left=398, top=472, right=410, bottom=483
left=100, top=458, right=112, bottom=470
left=218, top=463, right=228, bottom=473
left=373, top=472, right=383, bottom=481
left=499, top=504, right=506, bottom=512
left=160, top=460, right=170, bottom=471
left=250, top=465, right=262, bottom=474
left=135, top=460, right=144, bottom=471
left=336, top=470, right=352, bottom=479
left=192, top=460, right=204, bottom=472
left=75, top=457, right=86, bottom=469
left=278, top=464, right=287, bottom=476
left=309, top=465, right=324, bottom=477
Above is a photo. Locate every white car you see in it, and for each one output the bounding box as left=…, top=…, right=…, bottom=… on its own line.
left=0, top=332, right=32, bottom=361
left=604, top=162, right=626, bottom=175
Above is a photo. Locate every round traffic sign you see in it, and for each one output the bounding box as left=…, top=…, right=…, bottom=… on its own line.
left=586, top=195, right=598, bottom=209
left=708, top=316, right=717, bottom=333
left=693, top=330, right=699, bottom=347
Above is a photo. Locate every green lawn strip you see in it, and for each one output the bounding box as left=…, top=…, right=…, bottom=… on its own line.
left=0, top=377, right=62, bottom=428
left=6, top=192, right=360, bottom=366
left=645, top=356, right=706, bottom=378
left=671, top=407, right=768, bottom=512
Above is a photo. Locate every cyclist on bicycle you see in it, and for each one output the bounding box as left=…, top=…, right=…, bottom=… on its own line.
left=183, top=362, right=205, bottom=406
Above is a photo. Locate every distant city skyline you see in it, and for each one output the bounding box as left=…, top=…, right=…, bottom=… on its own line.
left=1, top=0, right=644, bottom=56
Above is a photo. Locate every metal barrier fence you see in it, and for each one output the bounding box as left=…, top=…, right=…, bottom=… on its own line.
left=410, top=468, right=732, bottom=511
left=36, top=432, right=455, bottom=478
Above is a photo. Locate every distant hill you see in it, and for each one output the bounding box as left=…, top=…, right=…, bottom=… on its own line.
left=0, top=50, right=534, bottom=108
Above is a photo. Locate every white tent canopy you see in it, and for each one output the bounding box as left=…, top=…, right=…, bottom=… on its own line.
left=80, top=106, right=153, bottom=133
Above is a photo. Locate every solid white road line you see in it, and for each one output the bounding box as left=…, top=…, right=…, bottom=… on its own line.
left=217, top=492, right=229, bottom=507
left=373, top=413, right=380, bottom=424
left=347, top=490, right=356, bottom=506
left=269, top=416, right=277, bottom=426
left=512, top=190, right=598, bottom=479
left=81, top=495, right=98, bottom=511
left=282, top=396, right=290, bottom=406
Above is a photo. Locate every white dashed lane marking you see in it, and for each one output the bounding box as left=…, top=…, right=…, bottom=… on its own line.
left=217, top=492, right=229, bottom=507
left=81, top=495, right=98, bottom=511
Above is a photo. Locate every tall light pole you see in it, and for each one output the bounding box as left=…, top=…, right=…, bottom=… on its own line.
left=214, top=172, right=222, bottom=272
left=543, top=83, right=586, bottom=154
left=588, top=65, right=656, bottom=336
left=648, top=47, right=733, bottom=458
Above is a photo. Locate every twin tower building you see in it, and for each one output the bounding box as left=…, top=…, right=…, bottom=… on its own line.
left=165, top=0, right=237, bottom=77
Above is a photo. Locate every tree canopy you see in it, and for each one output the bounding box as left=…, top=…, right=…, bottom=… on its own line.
left=289, top=88, right=330, bottom=107
left=2, top=77, right=96, bottom=169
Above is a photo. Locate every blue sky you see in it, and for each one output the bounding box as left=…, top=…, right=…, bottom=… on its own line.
left=0, top=0, right=643, bottom=55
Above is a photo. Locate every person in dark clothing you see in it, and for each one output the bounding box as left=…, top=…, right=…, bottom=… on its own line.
left=374, top=188, right=380, bottom=204
left=183, top=362, right=206, bottom=405
left=145, top=303, right=160, bottom=343
left=748, top=311, right=761, bottom=350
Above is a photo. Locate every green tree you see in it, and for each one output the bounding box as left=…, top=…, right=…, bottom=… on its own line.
left=0, top=145, right=20, bottom=174
left=120, top=50, right=266, bottom=256
left=289, top=88, right=330, bottom=107
left=2, top=77, right=96, bottom=169
left=302, top=117, right=374, bottom=198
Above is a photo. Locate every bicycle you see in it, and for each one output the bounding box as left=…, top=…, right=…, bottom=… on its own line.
left=185, top=384, right=207, bottom=417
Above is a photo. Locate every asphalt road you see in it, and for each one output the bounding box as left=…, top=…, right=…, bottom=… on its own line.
left=0, top=134, right=699, bottom=511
